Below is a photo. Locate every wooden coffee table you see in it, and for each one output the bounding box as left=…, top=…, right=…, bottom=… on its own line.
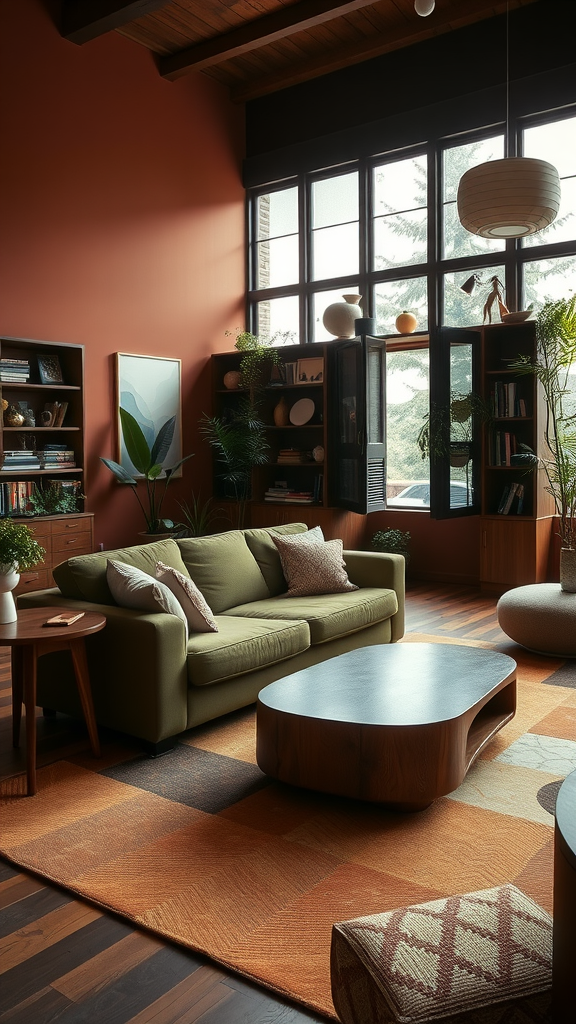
left=3, top=607, right=106, bottom=796
left=256, top=643, right=517, bottom=810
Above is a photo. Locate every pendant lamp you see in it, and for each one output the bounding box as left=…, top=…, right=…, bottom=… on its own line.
left=456, top=5, right=561, bottom=239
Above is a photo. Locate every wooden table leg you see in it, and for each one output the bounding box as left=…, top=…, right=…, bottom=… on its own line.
left=23, top=644, right=37, bottom=797
left=11, top=646, right=24, bottom=748
left=68, top=637, right=101, bottom=759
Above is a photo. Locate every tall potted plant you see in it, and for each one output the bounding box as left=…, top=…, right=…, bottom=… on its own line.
left=0, top=519, right=46, bottom=622
left=510, top=295, right=576, bottom=591
left=101, top=408, right=194, bottom=535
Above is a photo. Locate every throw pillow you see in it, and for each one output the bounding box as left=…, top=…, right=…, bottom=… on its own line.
left=106, top=559, right=189, bottom=639
left=155, top=560, right=218, bottom=633
left=272, top=533, right=358, bottom=597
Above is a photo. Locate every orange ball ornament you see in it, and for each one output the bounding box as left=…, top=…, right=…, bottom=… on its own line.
left=395, top=311, right=418, bottom=334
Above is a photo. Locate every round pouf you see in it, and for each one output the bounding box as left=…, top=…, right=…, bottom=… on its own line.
left=497, top=583, right=576, bottom=657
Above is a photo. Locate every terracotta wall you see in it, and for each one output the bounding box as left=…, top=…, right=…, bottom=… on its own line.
left=0, top=0, right=246, bottom=549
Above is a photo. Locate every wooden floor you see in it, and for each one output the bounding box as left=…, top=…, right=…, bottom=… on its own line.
left=0, top=584, right=506, bottom=1024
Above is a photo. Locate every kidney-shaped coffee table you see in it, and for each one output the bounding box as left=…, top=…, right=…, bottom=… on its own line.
left=256, top=643, right=516, bottom=811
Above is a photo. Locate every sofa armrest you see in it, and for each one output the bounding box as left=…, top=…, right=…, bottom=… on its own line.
left=343, top=550, right=405, bottom=642
left=17, top=590, right=189, bottom=744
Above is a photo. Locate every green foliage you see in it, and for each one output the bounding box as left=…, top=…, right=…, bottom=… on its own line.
left=509, top=296, right=576, bottom=549
left=101, top=408, right=194, bottom=534
left=175, top=495, right=226, bottom=537
left=226, top=329, right=283, bottom=400
left=0, top=518, right=45, bottom=571
left=201, top=399, right=269, bottom=529
left=371, top=529, right=411, bottom=562
left=29, top=483, right=83, bottom=516
left=417, top=391, right=492, bottom=463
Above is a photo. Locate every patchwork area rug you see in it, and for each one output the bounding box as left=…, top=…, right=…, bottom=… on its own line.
left=1, top=633, right=576, bottom=1020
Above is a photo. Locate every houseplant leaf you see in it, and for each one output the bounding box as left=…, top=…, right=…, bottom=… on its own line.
left=150, top=416, right=176, bottom=469
left=119, top=408, right=152, bottom=475
left=100, top=457, right=137, bottom=485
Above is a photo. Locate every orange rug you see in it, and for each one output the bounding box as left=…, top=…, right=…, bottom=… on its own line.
left=1, top=634, right=575, bottom=1019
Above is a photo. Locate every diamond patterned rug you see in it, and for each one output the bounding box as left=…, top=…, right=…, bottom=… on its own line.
left=1, top=634, right=575, bottom=1020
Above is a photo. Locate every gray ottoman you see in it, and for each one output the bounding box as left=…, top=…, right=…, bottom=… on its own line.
left=497, top=583, right=576, bottom=657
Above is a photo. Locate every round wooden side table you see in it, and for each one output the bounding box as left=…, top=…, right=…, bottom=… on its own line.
left=2, top=607, right=106, bottom=796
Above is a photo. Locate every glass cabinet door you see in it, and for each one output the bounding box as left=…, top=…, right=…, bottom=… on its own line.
left=429, top=327, right=481, bottom=518
left=328, top=336, right=386, bottom=513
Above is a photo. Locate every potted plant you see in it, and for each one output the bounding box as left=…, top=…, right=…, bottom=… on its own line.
left=0, top=519, right=46, bottom=622
left=509, top=295, right=576, bottom=590
left=417, top=391, right=491, bottom=466
left=371, top=528, right=411, bottom=563
left=101, top=408, right=194, bottom=535
left=28, top=481, right=84, bottom=516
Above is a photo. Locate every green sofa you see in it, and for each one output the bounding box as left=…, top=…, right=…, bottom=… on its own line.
left=18, top=523, right=405, bottom=752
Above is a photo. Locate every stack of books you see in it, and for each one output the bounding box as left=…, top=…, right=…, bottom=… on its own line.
left=276, top=448, right=310, bottom=464
left=264, top=486, right=315, bottom=504
left=37, top=444, right=76, bottom=469
left=1, top=449, right=41, bottom=471
left=0, top=357, right=31, bottom=383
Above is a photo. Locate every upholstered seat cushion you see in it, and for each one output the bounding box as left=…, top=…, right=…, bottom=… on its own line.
left=186, top=615, right=310, bottom=687
left=330, top=884, right=552, bottom=1024
left=497, top=583, right=576, bottom=657
left=177, top=531, right=269, bottom=613
left=222, top=587, right=397, bottom=644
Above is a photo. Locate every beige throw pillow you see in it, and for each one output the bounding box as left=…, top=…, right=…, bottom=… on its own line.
left=106, top=559, right=189, bottom=639
left=156, top=560, right=218, bottom=633
left=272, top=533, right=358, bottom=597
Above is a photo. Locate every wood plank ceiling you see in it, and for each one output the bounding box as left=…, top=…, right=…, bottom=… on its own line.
left=61, top=0, right=539, bottom=103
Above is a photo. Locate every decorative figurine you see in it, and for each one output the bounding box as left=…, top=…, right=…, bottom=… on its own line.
left=483, top=276, right=509, bottom=324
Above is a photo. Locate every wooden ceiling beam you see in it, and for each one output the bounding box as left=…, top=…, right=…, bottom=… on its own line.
left=159, top=0, right=392, bottom=81
left=229, top=0, right=534, bottom=102
left=62, top=0, right=170, bottom=44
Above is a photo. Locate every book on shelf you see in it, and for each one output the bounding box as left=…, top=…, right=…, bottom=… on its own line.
left=497, top=481, right=525, bottom=515
left=0, top=479, right=35, bottom=515
left=41, top=400, right=68, bottom=426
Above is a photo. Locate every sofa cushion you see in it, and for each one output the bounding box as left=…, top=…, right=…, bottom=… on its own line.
left=177, top=531, right=269, bottom=613
left=223, top=588, right=397, bottom=645
left=106, top=560, right=188, bottom=638
left=53, top=538, right=190, bottom=605
left=272, top=533, right=358, bottom=597
left=155, top=560, right=218, bottom=633
left=186, top=615, right=310, bottom=687
left=244, top=522, right=309, bottom=596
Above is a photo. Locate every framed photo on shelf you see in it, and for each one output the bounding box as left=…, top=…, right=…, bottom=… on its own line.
left=37, top=353, right=64, bottom=384
left=296, top=357, right=324, bottom=383
left=116, top=353, right=183, bottom=478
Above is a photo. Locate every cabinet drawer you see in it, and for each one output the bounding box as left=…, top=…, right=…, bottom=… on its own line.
left=52, top=533, right=92, bottom=555
left=51, top=517, right=92, bottom=536
left=15, top=569, right=50, bottom=594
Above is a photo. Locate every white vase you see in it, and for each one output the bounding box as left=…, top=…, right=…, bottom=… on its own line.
left=322, top=294, right=362, bottom=339
left=0, top=565, right=20, bottom=623
left=560, top=547, right=576, bottom=593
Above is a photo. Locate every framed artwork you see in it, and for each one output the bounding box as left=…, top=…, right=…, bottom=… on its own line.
left=116, top=353, right=183, bottom=478
left=37, top=354, right=64, bottom=384
left=296, top=356, right=324, bottom=383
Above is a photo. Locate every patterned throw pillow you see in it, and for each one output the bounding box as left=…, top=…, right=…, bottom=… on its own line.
left=272, top=533, right=358, bottom=597
left=155, top=560, right=218, bottom=633
left=106, top=559, right=189, bottom=639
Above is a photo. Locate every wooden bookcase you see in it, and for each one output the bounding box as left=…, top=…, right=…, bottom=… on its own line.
left=0, top=336, right=94, bottom=593
left=479, top=321, right=554, bottom=590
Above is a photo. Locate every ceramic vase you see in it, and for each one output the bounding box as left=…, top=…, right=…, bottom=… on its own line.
left=0, top=565, right=20, bottom=623
left=560, top=547, right=576, bottom=593
left=322, top=294, right=362, bottom=339
left=223, top=370, right=242, bottom=390
left=273, top=395, right=290, bottom=426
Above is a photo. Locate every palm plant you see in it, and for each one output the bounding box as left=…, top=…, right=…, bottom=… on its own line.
left=200, top=400, right=269, bottom=529
left=101, top=408, right=194, bottom=534
left=509, top=295, right=576, bottom=550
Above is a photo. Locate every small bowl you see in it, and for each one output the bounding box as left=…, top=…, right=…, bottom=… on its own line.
left=501, top=310, right=533, bottom=324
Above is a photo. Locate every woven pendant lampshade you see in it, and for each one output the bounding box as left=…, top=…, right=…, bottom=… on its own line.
left=457, top=156, right=561, bottom=239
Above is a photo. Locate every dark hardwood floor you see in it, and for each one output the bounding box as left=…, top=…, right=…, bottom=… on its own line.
left=0, top=583, right=505, bottom=1024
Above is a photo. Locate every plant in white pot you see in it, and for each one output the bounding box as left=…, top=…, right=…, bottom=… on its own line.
left=510, top=295, right=576, bottom=591
left=0, top=519, right=46, bottom=623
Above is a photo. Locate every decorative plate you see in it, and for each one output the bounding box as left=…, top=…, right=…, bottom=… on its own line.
left=501, top=310, right=533, bottom=324
left=289, top=398, right=315, bottom=425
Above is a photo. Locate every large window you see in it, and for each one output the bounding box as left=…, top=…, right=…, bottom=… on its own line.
left=248, top=108, right=576, bottom=343
left=247, top=107, right=576, bottom=512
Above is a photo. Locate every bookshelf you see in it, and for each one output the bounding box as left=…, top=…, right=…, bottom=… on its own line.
left=0, top=336, right=94, bottom=592
left=480, top=321, right=554, bottom=590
